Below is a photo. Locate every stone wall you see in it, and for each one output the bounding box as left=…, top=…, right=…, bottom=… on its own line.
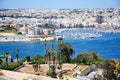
left=1, top=70, right=58, bottom=80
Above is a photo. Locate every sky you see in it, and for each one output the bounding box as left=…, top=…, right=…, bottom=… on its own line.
left=0, top=0, right=120, bottom=9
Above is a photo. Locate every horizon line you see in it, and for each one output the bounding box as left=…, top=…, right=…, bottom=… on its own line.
left=0, top=8, right=120, bottom=10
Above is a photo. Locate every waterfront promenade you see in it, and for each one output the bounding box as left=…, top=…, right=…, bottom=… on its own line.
left=0, top=35, right=62, bottom=42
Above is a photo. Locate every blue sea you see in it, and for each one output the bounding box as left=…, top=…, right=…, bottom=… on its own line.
left=0, top=29, right=120, bottom=60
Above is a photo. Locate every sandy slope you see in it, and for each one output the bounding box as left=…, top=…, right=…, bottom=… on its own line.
left=0, top=33, right=16, bottom=36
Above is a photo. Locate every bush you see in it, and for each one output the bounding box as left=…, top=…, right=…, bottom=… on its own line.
left=17, top=32, right=22, bottom=35
left=0, top=72, right=4, bottom=76
left=47, top=71, right=56, bottom=78
left=47, top=65, right=56, bottom=78
left=7, top=62, right=19, bottom=70
left=25, top=56, right=31, bottom=62
left=0, top=64, right=8, bottom=70
left=102, top=59, right=116, bottom=69
left=76, top=52, right=102, bottom=65
left=0, top=62, right=23, bottom=70
left=0, top=59, right=2, bottom=64
left=32, top=55, right=45, bottom=64
left=102, top=59, right=118, bottom=80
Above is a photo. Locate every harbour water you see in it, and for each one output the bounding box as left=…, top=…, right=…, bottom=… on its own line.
left=0, top=29, right=120, bottom=60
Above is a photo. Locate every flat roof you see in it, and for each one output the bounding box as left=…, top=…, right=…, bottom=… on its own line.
left=0, top=54, right=5, bottom=58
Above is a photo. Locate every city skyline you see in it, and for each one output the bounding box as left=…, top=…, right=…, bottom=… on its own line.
left=0, top=0, right=120, bottom=9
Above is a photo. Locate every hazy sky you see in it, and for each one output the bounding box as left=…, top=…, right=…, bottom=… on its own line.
left=0, top=0, right=120, bottom=9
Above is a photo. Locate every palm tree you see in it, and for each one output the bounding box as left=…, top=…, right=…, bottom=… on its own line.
left=42, top=39, right=53, bottom=73
left=0, top=59, right=2, bottom=64
left=58, top=41, right=64, bottom=70
left=46, top=46, right=51, bottom=73
left=42, top=39, right=47, bottom=63
left=50, top=39, right=55, bottom=50
left=52, top=50, right=57, bottom=69
left=50, top=39, right=56, bottom=67
left=14, top=49, right=20, bottom=63
left=62, top=42, right=74, bottom=63
left=42, top=39, right=47, bottom=53
left=5, top=52, right=10, bottom=66
left=58, top=41, right=74, bottom=69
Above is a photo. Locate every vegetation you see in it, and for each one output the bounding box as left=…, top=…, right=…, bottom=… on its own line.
left=32, top=55, right=45, bottom=72
left=0, top=59, right=2, bottom=64
left=47, top=65, right=56, bottom=78
left=76, top=52, right=101, bottom=65
left=0, top=25, right=22, bottom=35
left=0, top=61, right=23, bottom=70
left=14, top=49, right=20, bottom=63
left=25, top=56, right=31, bottom=62
left=32, top=55, right=45, bottom=64
left=0, top=40, right=120, bottom=79
left=5, top=52, right=10, bottom=66
left=101, top=59, right=120, bottom=80
left=0, top=51, right=23, bottom=70
left=58, top=41, right=74, bottom=63
left=0, top=25, right=17, bottom=33
left=92, top=59, right=120, bottom=80
left=42, top=39, right=57, bottom=77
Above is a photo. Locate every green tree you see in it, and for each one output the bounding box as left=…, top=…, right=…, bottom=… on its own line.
left=14, top=49, right=20, bottom=63
left=50, top=40, right=55, bottom=50
left=77, top=53, right=94, bottom=65
left=57, top=41, right=64, bottom=70
left=57, top=41, right=74, bottom=70
left=47, top=65, right=56, bottom=78
left=0, top=59, right=3, bottom=64
left=52, top=50, right=57, bottom=69
left=32, top=63, right=39, bottom=72
left=32, top=55, right=45, bottom=72
left=76, top=52, right=101, bottom=65
left=50, top=39, right=57, bottom=70
left=62, top=42, right=74, bottom=63
left=102, top=59, right=116, bottom=80
left=103, top=59, right=116, bottom=69
left=25, top=56, right=31, bottom=62
left=45, top=46, right=51, bottom=73
left=44, top=39, right=58, bottom=77
left=32, top=55, right=45, bottom=63
left=42, top=39, right=47, bottom=55
left=5, top=52, right=10, bottom=66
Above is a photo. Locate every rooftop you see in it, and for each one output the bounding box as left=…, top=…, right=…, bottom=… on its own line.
left=0, top=54, right=5, bottom=59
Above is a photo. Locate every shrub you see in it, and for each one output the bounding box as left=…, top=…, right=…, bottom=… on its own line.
left=25, top=56, right=31, bottom=62
left=47, top=71, right=56, bottom=78
left=17, top=32, right=22, bottom=35
left=0, top=62, right=23, bottom=70
left=0, top=72, right=4, bottom=76
left=58, top=72, right=63, bottom=79
left=47, top=65, right=56, bottom=78
left=0, top=59, right=2, bottom=64
left=76, top=52, right=102, bottom=65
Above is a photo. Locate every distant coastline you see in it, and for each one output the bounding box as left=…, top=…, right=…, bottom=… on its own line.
left=0, top=34, right=62, bottom=42
left=0, top=27, right=120, bottom=42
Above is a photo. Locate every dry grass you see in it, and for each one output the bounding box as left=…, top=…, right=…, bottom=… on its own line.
left=22, top=77, right=41, bottom=80
left=22, top=77, right=29, bottom=80
left=0, top=71, right=4, bottom=76
left=32, top=77, right=41, bottom=80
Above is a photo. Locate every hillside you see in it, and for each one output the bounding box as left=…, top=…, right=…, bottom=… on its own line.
left=0, top=25, right=22, bottom=35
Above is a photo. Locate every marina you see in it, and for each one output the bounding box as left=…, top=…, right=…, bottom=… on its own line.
left=0, top=29, right=120, bottom=59
left=0, top=0, right=120, bottom=80
left=0, top=35, right=63, bottom=42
